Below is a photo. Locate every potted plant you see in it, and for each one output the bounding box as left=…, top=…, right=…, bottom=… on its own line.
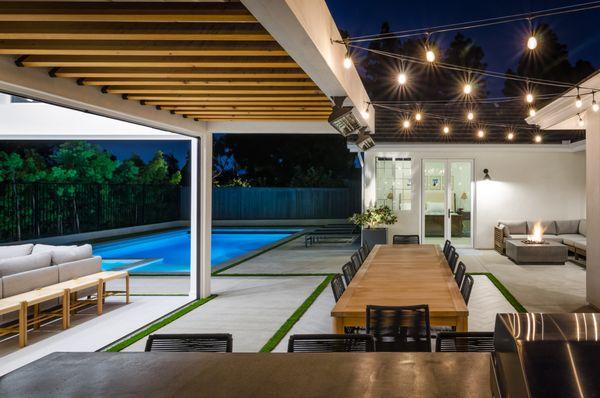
left=349, top=205, right=397, bottom=248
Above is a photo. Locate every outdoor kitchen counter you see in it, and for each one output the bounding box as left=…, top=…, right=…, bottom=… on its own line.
left=0, top=352, right=492, bottom=397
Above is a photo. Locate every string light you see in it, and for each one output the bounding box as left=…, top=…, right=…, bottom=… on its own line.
left=534, top=134, right=542, bottom=143
left=507, top=131, right=515, bottom=141
left=425, top=49, right=436, bottom=62
left=477, top=129, right=485, bottom=138
left=593, top=92, right=599, bottom=112
left=527, top=19, right=538, bottom=50
left=529, top=107, right=536, bottom=117
left=398, top=72, right=407, bottom=85
left=442, top=125, right=450, bottom=134
left=402, top=119, right=411, bottom=129
left=466, top=111, right=475, bottom=121
left=526, top=93, right=534, bottom=103
left=575, top=87, right=583, bottom=108
left=578, top=113, right=585, bottom=127
left=343, top=51, right=352, bottom=69
left=463, top=83, right=473, bottom=95
left=361, top=103, right=370, bottom=120
left=415, top=112, right=423, bottom=121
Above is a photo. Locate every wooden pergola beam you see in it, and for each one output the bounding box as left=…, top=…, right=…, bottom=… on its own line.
left=161, top=106, right=331, bottom=111
left=105, top=86, right=323, bottom=95
left=0, top=40, right=286, bottom=56
left=17, top=55, right=298, bottom=68
left=0, top=2, right=257, bottom=23
left=126, top=95, right=329, bottom=101
left=143, top=101, right=333, bottom=107
left=53, top=68, right=309, bottom=79
left=178, top=110, right=331, bottom=115
left=79, top=79, right=317, bottom=87
left=0, top=22, right=274, bottom=41
left=195, top=116, right=328, bottom=120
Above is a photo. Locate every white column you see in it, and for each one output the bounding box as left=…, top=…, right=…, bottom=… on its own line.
left=189, top=134, right=212, bottom=299
left=586, top=111, right=600, bottom=308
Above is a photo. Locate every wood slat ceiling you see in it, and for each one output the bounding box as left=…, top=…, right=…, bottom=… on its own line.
left=0, top=1, right=332, bottom=122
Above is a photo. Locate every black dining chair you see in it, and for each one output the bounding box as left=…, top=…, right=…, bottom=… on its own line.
left=392, top=235, right=420, bottom=245
left=443, top=240, right=452, bottom=258
left=342, top=261, right=356, bottom=285
left=435, top=332, right=494, bottom=352
left=358, top=245, right=368, bottom=262
left=330, top=274, right=345, bottom=302
left=454, top=262, right=466, bottom=288
left=366, top=304, right=431, bottom=352
left=448, top=251, right=459, bottom=273
left=287, top=334, right=375, bottom=352
left=145, top=334, right=233, bottom=352
left=350, top=252, right=363, bottom=270
left=461, top=274, right=474, bottom=304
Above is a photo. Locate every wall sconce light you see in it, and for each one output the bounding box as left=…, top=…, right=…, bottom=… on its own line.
left=483, top=168, right=491, bottom=180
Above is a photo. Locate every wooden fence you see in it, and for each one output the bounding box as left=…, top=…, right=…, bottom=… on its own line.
left=212, top=186, right=360, bottom=220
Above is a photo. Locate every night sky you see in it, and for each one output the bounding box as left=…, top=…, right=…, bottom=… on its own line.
left=325, top=0, right=600, bottom=95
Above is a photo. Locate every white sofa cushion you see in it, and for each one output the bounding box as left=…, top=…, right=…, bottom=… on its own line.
left=2, top=266, right=59, bottom=298
left=0, top=252, right=52, bottom=278
left=50, top=244, right=93, bottom=265
left=556, top=220, right=581, bottom=235
left=579, top=220, right=587, bottom=237
left=58, top=256, right=101, bottom=282
left=32, top=244, right=76, bottom=255
left=0, top=244, right=34, bottom=260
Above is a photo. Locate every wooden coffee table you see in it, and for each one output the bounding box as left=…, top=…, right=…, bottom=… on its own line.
left=505, top=240, right=568, bottom=265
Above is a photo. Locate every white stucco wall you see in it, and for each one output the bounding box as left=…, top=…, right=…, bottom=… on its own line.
left=363, top=146, right=586, bottom=249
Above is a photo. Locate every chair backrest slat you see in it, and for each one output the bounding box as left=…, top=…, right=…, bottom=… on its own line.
left=435, top=332, right=494, bottom=352
left=448, top=251, right=459, bottom=273
left=331, top=274, right=345, bottom=302
left=443, top=240, right=452, bottom=257
left=366, top=304, right=431, bottom=352
left=342, top=261, right=356, bottom=285
left=392, top=235, right=420, bottom=245
left=461, top=274, right=474, bottom=304
left=288, top=334, right=375, bottom=352
left=145, top=334, right=233, bottom=353
left=454, top=262, right=466, bottom=288
left=350, top=252, right=363, bottom=271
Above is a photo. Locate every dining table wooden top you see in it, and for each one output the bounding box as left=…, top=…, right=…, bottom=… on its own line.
left=331, top=244, right=468, bottom=329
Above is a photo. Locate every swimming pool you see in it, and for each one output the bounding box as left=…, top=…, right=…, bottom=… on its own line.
left=93, top=228, right=300, bottom=274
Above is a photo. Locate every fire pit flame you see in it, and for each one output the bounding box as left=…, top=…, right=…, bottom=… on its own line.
left=522, top=222, right=547, bottom=244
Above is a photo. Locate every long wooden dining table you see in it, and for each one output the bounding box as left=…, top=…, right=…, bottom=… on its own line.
left=331, top=244, right=468, bottom=333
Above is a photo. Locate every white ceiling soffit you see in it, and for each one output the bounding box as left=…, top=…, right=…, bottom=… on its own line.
left=348, top=141, right=586, bottom=153
left=241, top=0, right=374, bottom=131
left=527, top=72, right=600, bottom=130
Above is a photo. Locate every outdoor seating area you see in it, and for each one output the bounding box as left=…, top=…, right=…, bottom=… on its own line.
left=0, top=243, right=129, bottom=347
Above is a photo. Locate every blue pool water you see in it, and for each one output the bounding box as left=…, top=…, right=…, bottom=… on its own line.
left=93, top=228, right=299, bottom=273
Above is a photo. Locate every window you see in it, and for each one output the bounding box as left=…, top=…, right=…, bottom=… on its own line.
left=375, top=157, right=412, bottom=211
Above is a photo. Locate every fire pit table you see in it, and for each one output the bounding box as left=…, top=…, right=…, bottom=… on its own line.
left=505, top=239, right=568, bottom=265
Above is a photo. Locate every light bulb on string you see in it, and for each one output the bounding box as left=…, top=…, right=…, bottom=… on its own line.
left=343, top=51, right=352, bottom=69
left=425, top=49, right=435, bottom=62
left=415, top=112, right=422, bottom=122
left=527, top=18, right=538, bottom=50
left=477, top=129, right=485, bottom=138
left=463, top=84, right=472, bottom=95
left=402, top=119, right=411, bottom=129
left=507, top=131, right=515, bottom=141
left=593, top=92, right=599, bottom=112
left=398, top=72, right=407, bottom=85
left=575, top=87, right=582, bottom=108
left=578, top=113, right=585, bottom=128
left=526, top=93, right=534, bottom=103
left=466, top=111, right=475, bottom=121
left=361, top=107, right=369, bottom=120
left=529, top=107, right=536, bottom=117
left=534, top=134, right=542, bottom=143
left=442, top=125, right=450, bottom=134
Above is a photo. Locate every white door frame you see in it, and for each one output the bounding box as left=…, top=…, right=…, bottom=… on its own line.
left=421, top=158, right=474, bottom=247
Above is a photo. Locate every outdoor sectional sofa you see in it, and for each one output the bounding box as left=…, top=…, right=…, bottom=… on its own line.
left=494, top=219, right=587, bottom=259
left=0, top=243, right=129, bottom=347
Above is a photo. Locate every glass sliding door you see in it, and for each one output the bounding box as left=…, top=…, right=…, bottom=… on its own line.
left=422, top=160, right=447, bottom=245
left=449, top=160, right=473, bottom=247
left=422, top=159, right=473, bottom=247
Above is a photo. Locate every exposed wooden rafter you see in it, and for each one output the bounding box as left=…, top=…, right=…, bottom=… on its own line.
left=1, top=2, right=330, bottom=122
